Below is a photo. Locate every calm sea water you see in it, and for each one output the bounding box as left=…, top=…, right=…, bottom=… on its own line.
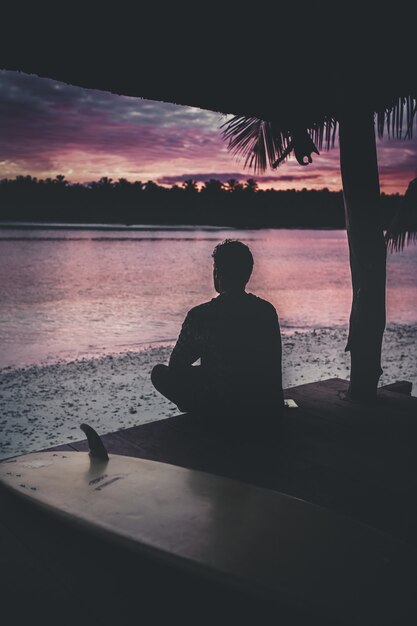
left=1, top=226, right=416, bottom=368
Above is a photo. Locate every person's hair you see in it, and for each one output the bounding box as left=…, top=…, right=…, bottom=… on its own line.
left=212, top=239, right=254, bottom=288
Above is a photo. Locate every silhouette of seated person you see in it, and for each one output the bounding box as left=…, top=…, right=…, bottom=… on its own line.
left=151, top=239, right=284, bottom=438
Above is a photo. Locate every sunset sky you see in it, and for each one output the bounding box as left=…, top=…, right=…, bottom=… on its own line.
left=1, top=69, right=416, bottom=194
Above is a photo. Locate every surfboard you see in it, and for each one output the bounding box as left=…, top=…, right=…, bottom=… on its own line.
left=1, top=450, right=416, bottom=625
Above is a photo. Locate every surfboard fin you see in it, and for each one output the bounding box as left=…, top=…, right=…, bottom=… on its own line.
left=80, top=423, right=109, bottom=461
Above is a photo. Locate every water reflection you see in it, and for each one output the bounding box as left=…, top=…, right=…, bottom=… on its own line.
left=0, top=228, right=416, bottom=367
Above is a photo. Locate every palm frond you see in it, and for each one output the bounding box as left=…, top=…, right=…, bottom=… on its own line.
left=386, top=230, right=417, bottom=252
left=221, top=117, right=293, bottom=172
left=385, top=178, right=417, bottom=252
left=376, top=96, right=417, bottom=139
left=221, top=116, right=337, bottom=171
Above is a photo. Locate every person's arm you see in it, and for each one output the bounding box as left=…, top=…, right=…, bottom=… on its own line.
left=169, top=311, right=201, bottom=370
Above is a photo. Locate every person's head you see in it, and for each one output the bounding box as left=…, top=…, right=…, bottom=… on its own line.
left=212, top=239, right=254, bottom=293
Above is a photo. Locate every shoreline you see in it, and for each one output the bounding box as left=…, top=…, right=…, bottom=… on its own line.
left=0, top=222, right=237, bottom=232
left=0, top=222, right=346, bottom=232
left=0, top=327, right=346, bottom=372
left=1, top=324, right=416, bottom=461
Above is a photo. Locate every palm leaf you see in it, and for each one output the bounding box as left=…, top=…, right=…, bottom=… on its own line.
left=376, top=96, right=416, bottom=139
left=376, top=98, right=417, bottom=252
left=221, top=117, right=293, bottom=172
left=385, top=178, right=417, bottom=252
left=221, top=116, right=337, bottom=171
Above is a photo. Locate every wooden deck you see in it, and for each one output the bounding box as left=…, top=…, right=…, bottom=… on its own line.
left=47, top=377, right=417, bottom=546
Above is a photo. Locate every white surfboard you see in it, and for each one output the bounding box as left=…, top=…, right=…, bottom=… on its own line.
left=1, top=450, right=416, bottom=625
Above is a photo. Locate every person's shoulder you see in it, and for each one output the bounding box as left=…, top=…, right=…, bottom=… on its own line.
left=185, top=298, right=218, bottom=320
left=246, top=292, right=278, bottom=315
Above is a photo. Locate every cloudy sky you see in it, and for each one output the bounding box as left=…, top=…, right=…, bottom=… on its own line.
left=1, top=69, right=416, bottom=193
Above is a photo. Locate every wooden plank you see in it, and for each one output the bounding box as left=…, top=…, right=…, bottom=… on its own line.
left=285, top=387, right=417, bottom=490
left=286, top=382, right=417, bottom=492
left=66, top=438, right=89, bottom=452
left=116, top=417, right=252, bottom=482
left=380, top=380, right=413, bottom=395
left=288, top=377, right=417, bottom=413
left=102, top=430, right=152, bottom=457
left=288, top=378, right=417, bottom=439
left=61, top=377, right=417, bottom=453
left=70, top=430, right=159, bottom=458
left=41, top=443, right=77, bottom=453
left=54, top=379, right=417, bottom=497
left=374, top=386, right=417, bottom=412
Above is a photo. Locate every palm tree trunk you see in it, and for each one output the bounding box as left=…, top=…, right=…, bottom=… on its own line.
left=339, top=110, right=386, bottom=401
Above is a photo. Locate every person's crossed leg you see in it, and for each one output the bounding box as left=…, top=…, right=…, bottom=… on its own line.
left=151, top=363, right=206, bottom=413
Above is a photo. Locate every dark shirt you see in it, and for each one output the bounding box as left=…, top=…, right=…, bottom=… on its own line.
left=169, top=291, right=284, bottom=419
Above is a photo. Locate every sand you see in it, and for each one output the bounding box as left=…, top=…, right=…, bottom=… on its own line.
left=1, top=323, right=416, bottom=460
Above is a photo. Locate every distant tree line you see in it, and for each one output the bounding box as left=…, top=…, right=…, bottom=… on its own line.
left=0, top=175, right=402, bottom=228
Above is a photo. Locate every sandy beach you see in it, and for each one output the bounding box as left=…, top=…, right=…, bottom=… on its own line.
left=1, top=323, right=416, bottom=460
